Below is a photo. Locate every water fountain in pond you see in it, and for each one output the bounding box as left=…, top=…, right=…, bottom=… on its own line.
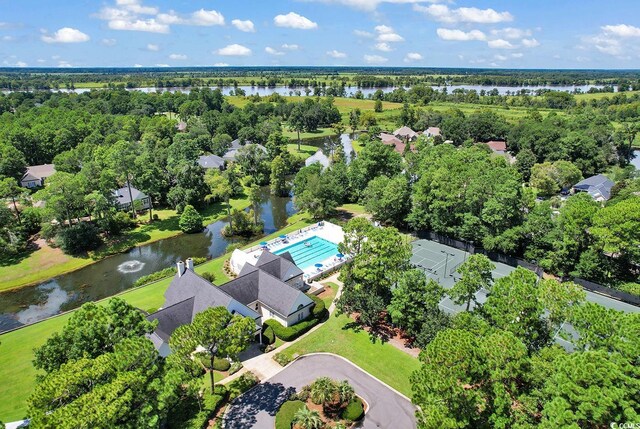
left=117, top=260, right=146, bottom=274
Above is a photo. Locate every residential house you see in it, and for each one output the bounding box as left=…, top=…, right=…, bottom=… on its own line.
left=222, top=139, right=267, bottom=162
left=573, top=174, right=615, bottom=202
left=424, top=127, right=441, bottom=138
left=20, top=164, right=56, bottom=188
left=380, top=132, right=415, bottom=155
left=394, top=126, right=418, bottom=141
left=485, top=140, right=507, bottom=155
left=114, top=185, right=151, bottom=211
left=198, top=154, right=225, bottom=171
left=146, top=253, right=314, bottom=356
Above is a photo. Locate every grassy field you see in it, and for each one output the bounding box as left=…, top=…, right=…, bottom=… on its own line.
left=278, top=312, right=420, bottom=397
left=0, top=196, right=251, bottom=292
left=574, top=90, right=640, bottom=101
left=0, top=212, right=315, bottom=422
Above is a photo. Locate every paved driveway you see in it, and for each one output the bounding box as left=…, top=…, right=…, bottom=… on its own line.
left=224, top=354, right=416, bottom=429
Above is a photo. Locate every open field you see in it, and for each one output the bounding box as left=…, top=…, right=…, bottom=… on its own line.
left=0, top=213, right=315, bottom=422
left=574, top=90, right=640, bottom=101
left=0, top=196, right=251, bottom=292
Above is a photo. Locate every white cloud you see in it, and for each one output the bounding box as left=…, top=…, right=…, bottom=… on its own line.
left=521, top=38, right=540, bottom=48
left=327, top=49, right=347, bottom=58
left=375, top=25, right=404, bottom=42
left=156, top=63, right=170, bottom=67
left=274, top=12, right=318, bottom=30
left=306, top=0, right=448, bottom=12
left=109, top=18, right=169, bottom=33
left=169, top=53, right=187, bottom=60
left=415, top=4, right=513, bottom=24
left=436, top=28, right=486, bottom=41
left=375, top=42, right=393, bottom=52
left=101, top=38, right=117, bottom=46
left=146, top=43, right=159, bottom=51
left=190, top=9, right=225, bottom=26
left=511, top=52, right=524, bottom=58
left=282, top=44, right=299, bottom=50
left=156, top=11, right=184, bottom=24
left=57, top=61, right=73, bottom=68
left=37, top=59, right=46, bottom=63
left=404, top=52, right=423, bottom=62
left=494, top=54, right=507, bottom=61
left=490, top=27, right=532, bottom=39
left=364, top=54, right=388, bottom=64
left=213, top=62, right=229, bottom=66
left=217, top=44, right=252, bottom=56
left=3, top=60, right=28, bottom=67
left=602, top=24, right=640, bottom=38
left=134, top=63, right=143, bottom=67
left=265, top=46, right=284, bottom=55
left=488, top=39, right=515, bottom=49
left=2, top=35, right=15, bottom=42
left=41, top=27, right=90, bottom=43
left=232, top=19, right=255, bottom=32
left=116, top=0, right=158, bottom=15
left=353, top=30, right=373, bottom=38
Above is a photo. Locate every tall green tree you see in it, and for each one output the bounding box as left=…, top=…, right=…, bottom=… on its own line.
left=0, top=177, right=23, bottom=224
left=170, top=307, right=255, bottom=394
left=107, top=140, right=140, bottom=218
left=448, top=254, right=495, bottom=311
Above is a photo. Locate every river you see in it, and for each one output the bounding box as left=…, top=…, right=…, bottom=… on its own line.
left=2, top=84, right=613, bottom=97
left=0, top=187, right=295, bottom=332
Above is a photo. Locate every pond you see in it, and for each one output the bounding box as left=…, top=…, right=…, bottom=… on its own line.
left=304, top=133, right=355, bottom=168
left=0, top=187, right=296, bottom=332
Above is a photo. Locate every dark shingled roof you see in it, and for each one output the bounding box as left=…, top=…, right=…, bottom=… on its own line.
left=198, top=154, right=225, bottom=170
left=221, top=264, right=313, bottom=318
left=147, top=297, right=195, bottom=341
left=164, top=269, right=235, bottom=313
left=252, top=251, right=303, bottom=282
left=573, top=174, right=615, bottom=200
left=113, top=186, right=148, bottom=206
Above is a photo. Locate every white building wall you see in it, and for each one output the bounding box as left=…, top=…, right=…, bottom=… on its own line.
left=285, top=306, right=311, bottom=326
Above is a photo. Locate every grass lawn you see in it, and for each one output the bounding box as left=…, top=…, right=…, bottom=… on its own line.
left=278, top=312, right=421, bottom=398
left=0, top=196, right=251, bottom=292
left=0, top=212, right=314, bottom=422
left=286, top=142, right=324, bottom=160
left=283, top=127, right=335, bottom=141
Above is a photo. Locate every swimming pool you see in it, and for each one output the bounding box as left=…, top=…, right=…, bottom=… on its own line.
left=273, top=235, right=339, bottom=270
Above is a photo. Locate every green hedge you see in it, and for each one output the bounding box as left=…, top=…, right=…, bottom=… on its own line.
left=265, top=317, right=319, bottom=342
left=308, top=294, right=326, bottom=318
left=275, top=400, right=306, bottom=429
left=213, top=358, right=231, bottom=372
left=262, top=325, right=275, bottom=345
left=341, top=397, right=365, bottom=421
left=133, top=267, right=176, bottom=288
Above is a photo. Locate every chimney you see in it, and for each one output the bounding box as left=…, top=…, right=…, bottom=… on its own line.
left=176, top=261, right=185, bottom=277
left=186, top=258, right=194, bottom=271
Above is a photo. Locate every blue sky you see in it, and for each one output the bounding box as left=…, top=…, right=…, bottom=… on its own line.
left=0, top=0, right=639, bottom=69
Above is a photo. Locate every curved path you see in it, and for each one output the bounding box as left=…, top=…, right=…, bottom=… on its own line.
left=223, top=353, right=416, bottom=429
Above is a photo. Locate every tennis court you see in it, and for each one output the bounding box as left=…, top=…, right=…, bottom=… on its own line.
left=411, top=239, right=515, bottom=313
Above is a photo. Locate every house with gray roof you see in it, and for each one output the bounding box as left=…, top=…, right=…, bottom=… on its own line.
left=114, top=185, right=150, bottom=211
left=20, top=164, right=56, bottom=188
left=146, top=253, right=313, bottom=356
left=198, top=154, right=225, bottom=171
left=222, top=140, right=267, bottom=162
left=573, top=174, right=615, bottom=202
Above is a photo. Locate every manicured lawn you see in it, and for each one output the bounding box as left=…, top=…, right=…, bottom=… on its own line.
left=338, top=204, right=367, bottom=216
left=0, top=196, right=251, bottom=292
left=283, top=127, right=335, bottom=141
left=0, top=213, right=314, bottom=422
left=278, top=313, right=421, bottom=398
left=286, top=143, right=323, bottom=159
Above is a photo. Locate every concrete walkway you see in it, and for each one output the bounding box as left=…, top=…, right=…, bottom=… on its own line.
left=223, top=354, right=416, bottom=429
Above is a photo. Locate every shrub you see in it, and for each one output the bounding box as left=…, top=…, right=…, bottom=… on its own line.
left=273, top=352, right=293, bottom=367
left=228, top=371, right=259, bottom=400
left=308, top=294, right=326, bottom=319
left=618, top=282, right=640, bottom=297
left=146, top=307, right=158, bottom=314
left=192, top=256, right=207, bottom=265
left=56, top=222, right=102, bottom=255
left=201, top=271, right=216, bottom=283
left=265, top=317, right=319, bottom=342
left=99, top=211, right=136, bottom=236
left=229, top=361, right=243, bottom=375
left=21, top=207, right=43, bottom=235
left=275, top=400, right=306, bottom=429
left=341, top=397, right=365, bottom=421
left=213, top=358, right=231, bottom=372
left=179, top=205, right=204, bottom=233
left=152, top=213, right=159, bottom=220
left=40, top=222, right=59, bottom=241
left=133, top=266, right=176, bottom=287
left=262, top=325, right=275, bottom=345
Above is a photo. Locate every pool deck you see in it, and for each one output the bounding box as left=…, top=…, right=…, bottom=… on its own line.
left=245, top=221, right=347, bottom=281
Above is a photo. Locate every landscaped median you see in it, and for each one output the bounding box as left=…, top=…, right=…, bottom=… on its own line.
left=0, top=212, right=313, bottom=423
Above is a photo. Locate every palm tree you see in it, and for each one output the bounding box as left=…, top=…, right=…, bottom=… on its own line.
left=310, top=377, right=336, bottom=407
left=294, top=407, right=324, bottom=429
left=337, top=380, right=355, bottom=405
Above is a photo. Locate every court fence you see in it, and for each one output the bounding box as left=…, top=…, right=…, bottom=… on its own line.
left=415, top=230, right=639, bottom=308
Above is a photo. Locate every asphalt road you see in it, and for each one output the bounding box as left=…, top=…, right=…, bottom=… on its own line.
left=224, top=354, right=417, bottom=429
